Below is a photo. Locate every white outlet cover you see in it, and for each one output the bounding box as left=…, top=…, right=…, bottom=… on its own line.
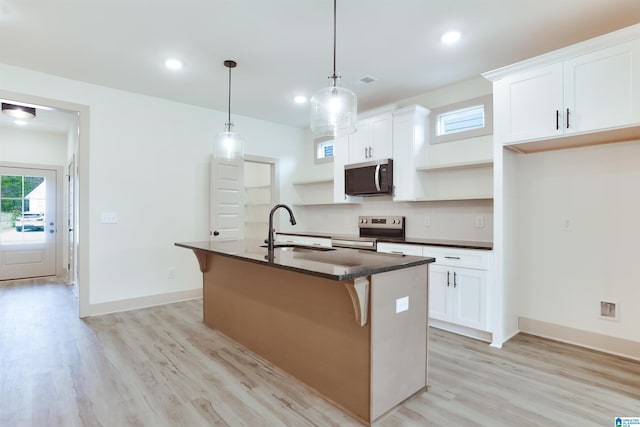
left=396, top=296, right=409, bottom=313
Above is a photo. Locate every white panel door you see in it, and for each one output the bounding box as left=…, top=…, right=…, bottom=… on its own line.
left=0, top=166, right=57, bottom=280
left=210, top=155, right=244, bottom=241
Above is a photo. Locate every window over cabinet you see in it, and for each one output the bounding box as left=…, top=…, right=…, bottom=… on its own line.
left=314, top=136, right=334, bottom=164
left=430, top=95, right=493, bottom=144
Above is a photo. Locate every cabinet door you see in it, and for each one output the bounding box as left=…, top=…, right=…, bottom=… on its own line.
left=348, top=118, right=372, bottom=163
left=369, top=113, right=393, bottom=160
left=428, top=264, right=451, bottom=321
left=564, top=41, right=640, bottom=134
left=496, top=63, right=564, bottom=144
left=451, top=267, right=487, bottom=330
left=348, top=113, right=393, bottom=163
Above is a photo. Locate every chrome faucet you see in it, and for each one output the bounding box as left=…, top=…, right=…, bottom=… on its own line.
left=267, top=204, right=297, bottom=257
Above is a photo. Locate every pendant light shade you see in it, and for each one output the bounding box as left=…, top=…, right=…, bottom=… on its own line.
left=215, top=60, right=244, bottom=160
left=2, top=103, right=36, bottom=119
left=310, top=0, right=357, bottom=137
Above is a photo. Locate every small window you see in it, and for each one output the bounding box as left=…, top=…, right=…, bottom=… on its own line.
left=430, top=95, right=493, bottom=144
left=314, top=137, right=334, bottom=164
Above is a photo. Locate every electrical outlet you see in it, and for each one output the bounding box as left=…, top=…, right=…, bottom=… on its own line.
left=168, top=268, right=176, bottom=279
left=424, top=215, right=431, bottom=227
left=599, top=301, right=618, bottom=320
left=475, top=215, right=485, bottom=228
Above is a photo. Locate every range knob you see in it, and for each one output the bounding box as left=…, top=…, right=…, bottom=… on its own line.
left=360, top=218, right=368, bottom=224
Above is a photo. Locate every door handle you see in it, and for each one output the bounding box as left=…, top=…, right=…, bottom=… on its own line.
left=447, top=271, right=450, bottom=287
left=453, top=271, right=457, bottom=288
left=374, top=164, right=381, bottom=191
left=566, top=108, right=570, bottom=129
left=556, top=110, right=559, bottom=130
left=212, top=231, right=220, bottom=236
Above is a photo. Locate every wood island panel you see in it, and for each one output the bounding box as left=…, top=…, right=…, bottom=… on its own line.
left=202, top=253, right=372, bottom=422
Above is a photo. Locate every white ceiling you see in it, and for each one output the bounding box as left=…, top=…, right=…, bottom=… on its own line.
left=0, top=0, right=639, bottom=134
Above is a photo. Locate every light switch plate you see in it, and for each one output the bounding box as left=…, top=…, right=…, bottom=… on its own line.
left=101, top=212, right=118, bottom=224
left=395, top=296, right=409, bottom=313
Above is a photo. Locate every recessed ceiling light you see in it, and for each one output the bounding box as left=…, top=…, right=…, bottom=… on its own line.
left=165, top=58, right=183, bottom=70
left=294, top=95, right=307, bottom=104
left=441, top=31, right=461, bottom=45
left=14, top=120, right=27, bottom=126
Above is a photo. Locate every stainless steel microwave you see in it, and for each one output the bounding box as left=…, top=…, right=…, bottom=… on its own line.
left=344, top=159, right=393, bottom=196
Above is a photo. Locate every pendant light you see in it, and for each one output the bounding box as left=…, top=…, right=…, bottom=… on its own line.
left=215, top=60, right=244, bottom=160
left=310, top=0, right=357, bottom=137
left=2, top=103, right=36, bottom=119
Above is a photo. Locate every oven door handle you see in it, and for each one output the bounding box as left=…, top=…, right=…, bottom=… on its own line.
left=374, top=164, right=381, bottom=192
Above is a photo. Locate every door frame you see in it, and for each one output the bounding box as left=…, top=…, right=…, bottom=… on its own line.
left=0, top=89, right=90, bottom=317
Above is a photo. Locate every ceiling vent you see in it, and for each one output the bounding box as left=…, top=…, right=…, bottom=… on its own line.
left=358, top=75, right=378, bottom=85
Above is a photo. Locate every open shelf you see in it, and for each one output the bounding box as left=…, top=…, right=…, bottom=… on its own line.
left=292, top=178, right=334, bottom=185
left=417, top=160, right=493, bottom=172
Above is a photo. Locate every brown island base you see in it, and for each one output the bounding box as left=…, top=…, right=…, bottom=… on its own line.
left=176, top=240, right=435, bottom=425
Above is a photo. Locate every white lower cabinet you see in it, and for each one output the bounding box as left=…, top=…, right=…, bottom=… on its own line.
left=428, top=264, right=487, bottom=331
left=378, top=242, right=492, bottom=339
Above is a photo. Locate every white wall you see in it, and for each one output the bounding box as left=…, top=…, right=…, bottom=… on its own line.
left=518, top=140, right=640, bottom=342
left=289, top=76, right=494, bottom=243
left=0, top=127, right=67, bottom=165
left=0, top=63, right=305, bottom=311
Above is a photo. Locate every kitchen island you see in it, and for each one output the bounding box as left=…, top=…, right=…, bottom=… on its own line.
left=176, top=240, right=434, bottom=425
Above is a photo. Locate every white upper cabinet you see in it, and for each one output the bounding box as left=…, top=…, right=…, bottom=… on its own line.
left=486, top=25, right=640, bottom=152
left=563, top=41, right=639, bottom=134
left=496, top=63, right=564, bottom=143
left=392, top=105, right=429, bottom=201
left=348, top=112, right=393, bottom=163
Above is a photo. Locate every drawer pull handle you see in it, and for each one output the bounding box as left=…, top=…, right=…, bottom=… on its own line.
left=390, top=250, right=404, bottom=254
left=444, top=256, right=461, bottom=260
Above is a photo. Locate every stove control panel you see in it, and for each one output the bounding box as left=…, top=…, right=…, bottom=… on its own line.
left=358, top=216, right=404, bottom=229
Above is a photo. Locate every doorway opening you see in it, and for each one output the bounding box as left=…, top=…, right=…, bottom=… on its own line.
left=0, top=90, right=89, bottom=317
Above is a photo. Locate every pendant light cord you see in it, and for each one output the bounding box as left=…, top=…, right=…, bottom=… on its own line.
left=227, top=65, right=232, bottom=124
left=332, top=0, right=337, bottom=81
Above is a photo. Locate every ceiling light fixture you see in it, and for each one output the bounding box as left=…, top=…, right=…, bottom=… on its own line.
left=310, top=0, right=357, bottom=137
left=214, top=60, right=244, bottom=160
left=165, top=58, right=183, bottom=70
left=2, top=102, right=36, bottom=119
left=294, top=95, right=307, bottom=104
left=441, top=31, right=461, bottom=45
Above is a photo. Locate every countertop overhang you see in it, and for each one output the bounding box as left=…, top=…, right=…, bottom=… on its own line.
left=175, top=240, right=434, bottom=281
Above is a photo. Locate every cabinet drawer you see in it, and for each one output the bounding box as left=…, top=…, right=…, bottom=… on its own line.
left=377, top=242, right=423, bottom=256
left=304, top=236, right=332, bottom=248
left=423, top=246, right=490, bottom=270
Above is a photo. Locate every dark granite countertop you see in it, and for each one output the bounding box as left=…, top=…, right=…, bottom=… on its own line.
left=176, top=240, right=434, bottom=281
left=276, top=232, right=493, bottom=250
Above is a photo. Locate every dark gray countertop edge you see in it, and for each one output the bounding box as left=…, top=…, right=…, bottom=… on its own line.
left=175, top=242, right=434, bottom=282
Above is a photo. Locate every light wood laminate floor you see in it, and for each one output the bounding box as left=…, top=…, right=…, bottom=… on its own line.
left=1, top=279, right=639, bottom=426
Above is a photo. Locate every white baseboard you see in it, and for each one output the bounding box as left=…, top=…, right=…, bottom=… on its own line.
left=519, top=316, right=640, bottom=362
left=85, top=288, right=203, bottom=317
left=429, top=318, right=493, bottom=343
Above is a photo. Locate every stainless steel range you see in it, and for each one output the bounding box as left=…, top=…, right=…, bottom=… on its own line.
left=331, top=215, right=405, bottom=251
